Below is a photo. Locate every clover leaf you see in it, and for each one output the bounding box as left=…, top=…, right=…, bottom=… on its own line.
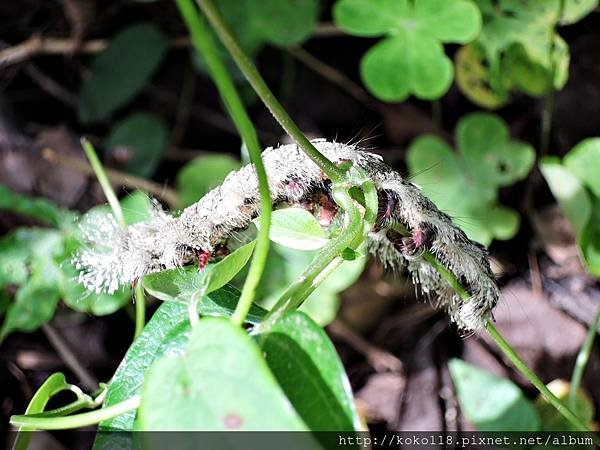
left=333, top=0, right=481, bottom=102
left=456, top=0, right=597, bottom=109
left=194, top=0, right=318, bottom=73
left=407, top=112, right=535, bottom=245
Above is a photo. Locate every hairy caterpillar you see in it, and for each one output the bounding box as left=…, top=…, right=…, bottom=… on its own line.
left=73, top=139, right=499, bottom=331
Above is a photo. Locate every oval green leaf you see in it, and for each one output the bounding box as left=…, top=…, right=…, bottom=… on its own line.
left=77, top=23, right=168, bottom=123
left=259, top=311, right=362, bottom=434
left=98, top=302, right=190, bottom=432
left=104, top=113, right=168, bottom=177
left=258, top=208, right=328, bottom=251
left=137, top=318, right=317, bottom=438
left=176, top=154, right=241, bottom=207
left=540, top=157, right=592, bottom=236
left=449, top=358, right=540, bottom=431
left=563, top=138, right=600, bottom=198
left=143, top=241, right=257, bottom=302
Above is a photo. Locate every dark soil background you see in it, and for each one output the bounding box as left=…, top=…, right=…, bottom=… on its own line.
left=1, top=1, right=600, bottom=448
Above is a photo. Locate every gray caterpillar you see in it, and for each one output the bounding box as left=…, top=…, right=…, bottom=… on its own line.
left=74, top=139, right=499, bottom=331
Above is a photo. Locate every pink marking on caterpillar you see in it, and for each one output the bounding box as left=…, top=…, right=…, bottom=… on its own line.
left=73, top=139, right=499, bottom=331
left=197, top=250, right=210, bottom=269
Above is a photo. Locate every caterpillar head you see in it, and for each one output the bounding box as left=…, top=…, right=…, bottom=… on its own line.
left=72, top=207, right=196, bottom=294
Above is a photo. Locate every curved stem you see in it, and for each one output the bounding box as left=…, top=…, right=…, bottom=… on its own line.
left=80, top=138, right=124, bottom=228
left=389, top=222, right=596, bottom=437
left=258, top=187, right=363, bottom=332
left=33, top=385, right=107, bottom=418
left=133, top=283, right=146, bottom=339
left=175, top=0, right=271, bottom=326
left=569, top=306, right=600, bottom=410
left=194, top=0, right=344, bottom=184
left=487, top=322, right=596, bottom=440
left=10, top=396, right=140, bottom=430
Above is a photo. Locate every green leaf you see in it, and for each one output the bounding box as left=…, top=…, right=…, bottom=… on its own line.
left=0, top=185, right=76, bottom=229
left=334, top=0, right=481, bottom=101
left=220, top=0, right=318, bottom=48
left=77, top=23, right=168, bottom=123
left=560, top=0, right=599, bottom=25
left=488, top=205, right=520, bottom=241
left=0, top=232, right=31, bottom=287
left=534, top=379, right=595, bottom=432
left=458, top=0, right=587, bottom=107
left=449, top=358, right=540, bottom=431
left=502, top=38, right=568, bottom=97
left=257, top=244, right=366, bottom=326
left=1, top=273, right=61, bottom=341
left=540, top=144, right=600, bottom=277
left=360, top=32, right=454, bottom=101
left=579, top=196, right=600, bottom=277
left=137, top=318, right=315, bottom=434
left=457, top=113, right=536, bottom=187
left=455, top=43, right=508, bottom=109
left=142, top=241, right=266, bottom=323
left=253, top=0, right=319, bottom=46
left=144, top=274, right=266, bottom=323
left=61, top=260, right=131, bottom=316
left=120, top=191, right=152, bottom=225
left=98, top=302, right=190, bottom=431
left=408, top=113, right=534, bottom=244
left=258, top=208, right=328, bottom=251
left=143, top=241, right=257, bottom=303
left=104, top=113, right=168, bottom=177
left=13, top=373, right=75, bottom=450
left=415, top=0, right=482, bottom=43
left=563, top=138, right=600, bottom=198
left=176, top=154, right=241, bottom=207
left=332, top=0, right=404, bottom=36
left=260, top=311, right=361, bottom=433
left=540, top=157, right=591, bottom=237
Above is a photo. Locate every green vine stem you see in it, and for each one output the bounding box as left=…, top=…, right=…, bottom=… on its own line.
left=288, top=174, right=379, bottom=308
left=134, top=283, right=146, bottom=339
left=175, top=0, right=272, bottom=326
left=258, top=186, right=363, bottom=332
left=191, top=0, right=595, bottom=437
left=389, top=222, right=595, bottom=436
left=194, top=0, right=345, bottom=185
left=260, top=174, right=379, bottom=331
left=10, top=396, right=140, bottom=430
left=80, top=138, right=124, bottom=228
left=486, top=322, right=597, bottom=440
left=28, top=385, right=107, bottom=420
left=81, top=138, right=147, bottom=339
left=569, top=306, right=600, bottom=411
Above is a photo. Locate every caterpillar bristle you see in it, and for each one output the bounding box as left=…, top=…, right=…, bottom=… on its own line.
left=73, top=140, right=499, bottom=331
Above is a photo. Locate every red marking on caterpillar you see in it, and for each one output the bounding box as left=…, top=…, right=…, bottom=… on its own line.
left=73, top=140, right=499, bottom=331
left=197, top=250, right=210, bottom=269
